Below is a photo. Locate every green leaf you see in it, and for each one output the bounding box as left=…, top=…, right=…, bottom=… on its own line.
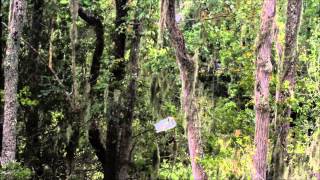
left=59, top=0, right=69, bottom=5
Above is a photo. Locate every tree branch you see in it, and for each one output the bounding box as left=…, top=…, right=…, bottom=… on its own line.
left=78, top=7, right=104, bottom=88
left=164, top=0, right=193, bottom=69
left=88, top=121, right=107, bottom=165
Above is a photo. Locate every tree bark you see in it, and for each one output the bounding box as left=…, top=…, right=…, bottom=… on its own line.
left=88, top=121, right=108, bottom=175
left=0, top=1, right=3, bottom=67
left=69, top=0, right=79, bottom=109
left=64, top=1, right=80, bottom=177
left=63, top=6, right=105, bottom=178
left=252, top=0, right=276, bottom=179
left=23, top=0, right=44, bottom=176
left=78, top=2, right=106, bottom=163
left=78, top=7, right=104, bottom=88
left=270, top=0, right=302, bottom=179
left=117, top=17, right=142, bottom=180
left=164, top=0, right=208, bottom=179
left=86, top=1, right=142, bottom=179
left=104, top=0, right=129, bottom=179
left=1, top=0, right=26, bottom=165
left=0, top=0, right=4, bottom=154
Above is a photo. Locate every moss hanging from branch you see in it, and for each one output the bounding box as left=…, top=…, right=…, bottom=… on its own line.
left=158, top=0, right=168, bottom=46
left=69, top=0, right=79, bottom=108
left=161, top=0, right=207, bottom=179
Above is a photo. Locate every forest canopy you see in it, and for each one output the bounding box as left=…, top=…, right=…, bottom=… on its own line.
left=0, top=0, right=319, bottom=179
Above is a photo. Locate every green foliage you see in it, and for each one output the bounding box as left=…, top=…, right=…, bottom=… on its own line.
left=201, top=136, right=253, bottom=179
left=18, top=86, right=39, bottom=107
left=0, top=162, right=32, bottom=180
left=0, top=0, right=318, bottom=179
left=58, top=0, right=69, bottom=5
left=0, top=90, right=3, bottom=103
left=92, top=172, right=104, bottom=180
left=159, top=160, right=192, bottom=179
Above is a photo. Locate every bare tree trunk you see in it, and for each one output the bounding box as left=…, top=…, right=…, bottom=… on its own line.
left=164, top=0, right=207, bottom=179
left=270, top=0, right=302, bottom=179
left=253, top=0, right=276, bottom=179
left=1, top=0, right=26, bottom=165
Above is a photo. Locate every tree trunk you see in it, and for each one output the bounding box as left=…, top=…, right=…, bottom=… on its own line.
left=64, top=1, right=80, bottom=177
left=270, top=0, right=302, bottom=179
left=69, top=0, right=79, bottom=109
left=78, top=3, right=107, bottom=173
left=117, top=17, right=142, bottom=180
left=65, top=6, right=105, bottom=178
left=23, top=0, right=44, bottom=176
left=78, top=7, right=104, bottom=88
left=0, top=0, right=4, bottom=154
left=86, top=1, right=142, bottom=179
left=164, top=0, right=208, bottom=179
left=104, top=0, right=128, bottom=179
left=0, top=1, right=3, bottom=66
left=1, top=0, right=26, bottom=165
left=252, top=0, right=276, bottom=179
